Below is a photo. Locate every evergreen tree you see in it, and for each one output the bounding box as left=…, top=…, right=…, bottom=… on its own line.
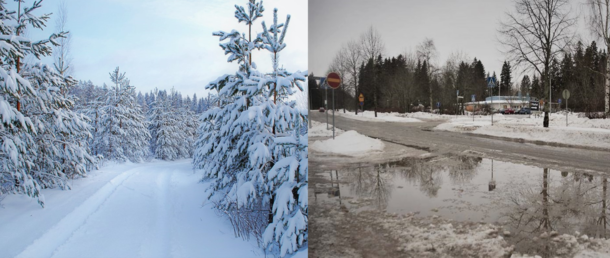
left=148, top=89, right=186, bottom=160
left=500, top=61, right=512, bottom=94
left=193, top=2, right=307, bottom=256
left=97, top=67, right=150, bottom=162
left=0, top=0, right=86, bottom=206
left=520, top=75, right=531, bottom=96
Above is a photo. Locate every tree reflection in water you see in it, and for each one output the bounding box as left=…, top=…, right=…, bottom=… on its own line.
left=398, top=157, right=481, bottom=198
left=497, top=168, right=610, bottom=257
left=344, top=163, right=393, bottom=209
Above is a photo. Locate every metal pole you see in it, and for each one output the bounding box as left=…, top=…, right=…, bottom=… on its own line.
left=566, top=99, right=568, bottom=127
left=333, top=89, right=335, bottom=139
left=326, top=87, right=329, bottom=130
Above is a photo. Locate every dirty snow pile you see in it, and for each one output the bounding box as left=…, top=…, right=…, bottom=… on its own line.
left=435, top=113, right=610, bottom=149
left=310, top=130, right=384, bottom=156
left=335, top=111, right=422, bottom=123
left=510, top=231, right=610, bottom=257
left=379, top=213, right=514, bottom=257
left=308, top=120, right=345, bottom=137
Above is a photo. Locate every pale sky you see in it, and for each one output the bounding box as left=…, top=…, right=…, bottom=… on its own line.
left=309, top=0, right=590, bottom=86
left=18, top=0, right=307, bottom=97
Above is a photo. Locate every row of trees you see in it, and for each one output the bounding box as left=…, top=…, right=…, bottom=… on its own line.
left=69, top=71, right=211, bottom=162
left=319, top=0, right=610, bottom=126
left=312, top=29, right=499, bottom=115
left=193, top=1, right=308, bottom=256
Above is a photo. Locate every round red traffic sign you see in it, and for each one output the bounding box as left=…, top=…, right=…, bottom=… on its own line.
left=326, top=72, right=341, bottom=89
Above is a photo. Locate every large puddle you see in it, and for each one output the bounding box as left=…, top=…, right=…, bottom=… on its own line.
left=311, top=156, right=610, bottom=254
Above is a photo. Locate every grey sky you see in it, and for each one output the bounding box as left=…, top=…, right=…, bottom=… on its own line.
left=309, top=0, right=590, bottom=86
left=21, top=0, right=307, bottom=97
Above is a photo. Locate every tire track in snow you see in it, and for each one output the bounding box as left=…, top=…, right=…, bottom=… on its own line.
left=139, top=167, right=173, bottom=258
left=14, top=166, right=143, bottom=258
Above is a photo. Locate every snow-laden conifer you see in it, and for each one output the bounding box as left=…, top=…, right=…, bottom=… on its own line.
left=193, top=2, right=307, bottom=256
left=0, top=0, right=82, bottom=206
left=96, top=67, right=149, bottom=162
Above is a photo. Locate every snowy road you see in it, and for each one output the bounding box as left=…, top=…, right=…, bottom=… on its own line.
left=0, top=160, right=262, bottom=258
left=311, top=112, right=610, bottom=172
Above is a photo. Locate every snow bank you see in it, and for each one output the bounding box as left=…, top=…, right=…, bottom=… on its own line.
left=308, top=120, right=344, bottom=137
left=435, top=113, right=610, bottom=149
left=335, top=111, right=422, bottom=123
left=310, top=130, right=384, bottom=156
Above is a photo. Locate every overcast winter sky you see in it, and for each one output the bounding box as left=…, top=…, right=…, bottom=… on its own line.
left=17, top=0, right=307, bottom=97
left=309, top=0, right=590, bottom=86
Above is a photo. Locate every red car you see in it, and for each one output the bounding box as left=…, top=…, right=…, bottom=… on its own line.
left=319, top=107, right=325, bottom=112
left=503, top=108, right=515, bottom=114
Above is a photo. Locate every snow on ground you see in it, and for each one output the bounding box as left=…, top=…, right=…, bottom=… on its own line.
left=312, top=195, right=610, bottom=258
left=435, top=112, right=610, bottom=149
left=308, top=120, right=345, bottom=137
left=0, top=160, right=286, bottom=258
left=330, top=110, right=423, bottom=123
left=404, top=111, right=456, bottom=120
left=310, top=130, right=384, bottom=156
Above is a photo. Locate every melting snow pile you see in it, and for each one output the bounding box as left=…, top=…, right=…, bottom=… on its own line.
left=308, top=120, right=345, bottom=137
left=310, top=130, right=384, bottom=156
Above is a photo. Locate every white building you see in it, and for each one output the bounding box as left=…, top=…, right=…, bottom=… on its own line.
left=464, top=96, right=540, bottom=112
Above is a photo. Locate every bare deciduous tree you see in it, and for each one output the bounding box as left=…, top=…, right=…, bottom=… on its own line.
left=499, top=0, right=576, bottom=127
left=53, top=0, right=72, bottom=78
left=360, top=26, right=384, bottom=117
left=587, top=0, right=610, bottom=115
left=417, top=38, right=438, bottom=110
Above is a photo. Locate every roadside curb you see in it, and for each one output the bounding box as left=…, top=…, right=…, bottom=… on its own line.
left=461, top=132, right=610, bottom=153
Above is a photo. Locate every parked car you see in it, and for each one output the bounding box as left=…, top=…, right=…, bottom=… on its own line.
left=319, top=107, right=325, bottom=112
left=518, top=108, right=531, bottom=114
left=503, top=108, right=515, bottom=114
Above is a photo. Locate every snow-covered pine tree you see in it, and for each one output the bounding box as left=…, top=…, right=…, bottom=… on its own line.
left=181, top=106, right=199, bottom=158
left=0, top=0, right=88, bottom=206
left=148, top=89, right=187, bottom=160
left=22, top=63, right=95, bottom=190
left=97, top=67, right=150, bottom=162
left=194, top=2, right=307, bottom=256
left=258, top=8, right=308, bottom=256
left=193, top=0, right=269, bottom=244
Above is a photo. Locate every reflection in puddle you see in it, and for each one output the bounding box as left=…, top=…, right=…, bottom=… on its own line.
left=311, top=157, right=610, bottom=256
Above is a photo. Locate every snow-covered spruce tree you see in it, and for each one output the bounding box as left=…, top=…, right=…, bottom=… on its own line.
left=193, top=2, right=307, bottom=256
left=97, top=67, right=149, bottom=162
left=259, top=9, right=308, bottom=256
left=0, top=0, right=88, bottom=206
left=193, top=0, right=268, bottom=244
left=21, top=63, right=95, bottom=191
left=148, top=89, right=187, bottom=160
left=180, top=106, right=199, bottom=158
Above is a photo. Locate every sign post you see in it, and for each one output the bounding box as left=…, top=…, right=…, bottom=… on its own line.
left=326, top=72, right=342, bottom=139
left=359, top=93, right=364, bottom=114
left=472, top=94, right=476, bottom=121
left=563, top=89, right=570, bottom=127
left=487, top=76, right=496, bottom=126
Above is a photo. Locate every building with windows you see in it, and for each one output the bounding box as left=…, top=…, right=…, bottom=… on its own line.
left=464, top=96, right=541, bottom=112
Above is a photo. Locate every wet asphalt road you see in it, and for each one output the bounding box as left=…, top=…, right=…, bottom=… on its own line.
left=310, top=111, right=610, bottom=173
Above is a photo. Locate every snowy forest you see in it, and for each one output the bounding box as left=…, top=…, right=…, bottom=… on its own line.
left=313, top=0, right=610, bottom=117
left=0, top=0, right=213, bottom=207
left=0, top=0, right=307, bottom=257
